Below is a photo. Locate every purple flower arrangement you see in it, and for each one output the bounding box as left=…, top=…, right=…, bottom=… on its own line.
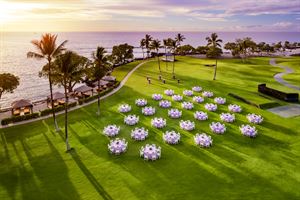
left=194, top=111, right=208, bottom=121
left=168, top=109, right=182, bottom=119
left=103, top=125, right=121, bottom=137
left=210, top=122, right=226, bottom=134
left=108, top=138, right=128, bottom=155
left=163, top=131, right=181, bottom=144
left=194, top=133, right=213, bottom=147
left=131, top=127, right=148, bottom=141
left=220, top=113, right=235, bottom=123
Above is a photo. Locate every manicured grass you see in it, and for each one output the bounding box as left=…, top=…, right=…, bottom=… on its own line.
left=275, top=57, right=300, bottom=88
left=1, top=57, right=300, bottom=200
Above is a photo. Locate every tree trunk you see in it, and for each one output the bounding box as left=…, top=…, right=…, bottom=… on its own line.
left=142, top=47, right=145, bottom=60
left=172, top=54, right=175, bottom=79
left=64, top=83, right=71, bottom=152
left=48, top=60, right=59, bottom=131
left=213, top=59, right=218, bottom=80
left=96, top=79, right=100, bottom=116
left=165, top=47, right=168, bottom=70
left=157, top=50, right=161, bottom=74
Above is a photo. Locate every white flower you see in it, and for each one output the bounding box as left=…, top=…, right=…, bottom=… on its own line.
left=205, top=103, right=218, bottom=112
left=140, top=144, right=161, bottom=161
left=194, top=133, right=213, bottom=147
left=179, top=120, right=195, bottom=131
left=192, top=86, right=202, bottom=92
left=163, top=131, right=181, bottom=144
left=164, top=89, right=174, bottom=96
left=151, top=117, right=167, bottom=128
left=240, top=124, right=258, bottom=138
left=193, top=96, right=204, bottom=103
left=183, top=90, right=194, bottom=96
left=108, top=138, right=128, bottom=155
left=124, top=115, right=139, bottom=126
left=194, top=111, right=208, bottom=121
left=172, top=94, right=183, bottom=102
left=118, top=104, right=131, bottom=113
left=103, top=125, right=120, bottom=137
left=210, top=122, right=226, bottom=134
left=247, top=113, right=263, bottom=124
left=142, top=106, right=156, bottom=116
left=182, top=101, right=194, bottom=110
left=168, top=109, right=182, bottom=119
left=135, top=99, right=147, bottom=107
left=228, top=104, right=242, bottom=113
left=159, top=100, right=172, bottom=108
left=152, top=94, right=163, bottom=101
left=131, top=127, right=148, bottom=141
left=202, top=91, right=214, bottom=98
left=214, top=97, right=226, bottom=105
left=220, top=113, right=235, bottom=123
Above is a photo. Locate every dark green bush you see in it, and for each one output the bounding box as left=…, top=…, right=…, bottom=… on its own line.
left=40, top=102, right=77, bottom=116
left=259, top=102, right=281, bottom=109
left=1, top=113, right=40, bottom=126
left=78, top=87, right=114, bottom=105
left=228, top=93, right=260, bottom=108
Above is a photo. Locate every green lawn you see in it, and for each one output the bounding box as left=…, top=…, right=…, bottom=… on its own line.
left=275, top=57, right=300, bottom=88
left=1, top=57, right=300, bottom=200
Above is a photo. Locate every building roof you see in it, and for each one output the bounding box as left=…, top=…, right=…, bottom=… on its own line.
left=102, top=75, right=116, bottom=82
left=74, top=85, right=93, bottom=93
left=11, top=99, right=33, bottom=109
left=47, top=92, right=65, bottom=100
left=92, top=80, right=109, bottom=87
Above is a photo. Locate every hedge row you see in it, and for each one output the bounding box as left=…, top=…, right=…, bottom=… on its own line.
left=228, top=93, right=260, bottom=108
left=1, top=113, right=40, bottom=126
left=78, top=87, right=114, bottom=105
left=40, top=102, right=77, bottom=116
left=259, top=102, right=281, bottom=109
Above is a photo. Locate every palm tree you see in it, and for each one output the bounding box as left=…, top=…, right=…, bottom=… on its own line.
left=206, top=33, right=222, bottom=80
left=27, top=33, right=67, bottom=131
left=144, top=34, right=152, bottom=58
left=91, top=47, right=110, bottom=116
left=169, top=39, right=177, bottom=79
left=140, top=39, right=146, bottom=60
left=52, top=51, right=88, bottom=151
left=150, top=39, right=162, bottom=74
left=163, top=39, right=169, bottom=70
left=175, top=33, right=186, bottom=47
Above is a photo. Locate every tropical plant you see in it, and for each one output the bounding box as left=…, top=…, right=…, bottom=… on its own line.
left=206, top=33, right=223, bottom=80
left=163, top=39, right=169, bottom=70
left=169, top=39, right=177, bottom=79
left=52, top=51, right=89, bottom=151
left=27, top=33, right=67, bottom=131
left=0, top=73, right=20, bottom=104
left=175, top=33, right=186, bottom=47
left=111, top=43, right=134, bottom=65
left=176, top=45, right=196, bottom=55
left=91, top=46, right=110, bottom=116
left=144, top=34, right=153, bottom=58
left=150, top=39, right=162, bottom=74
left=140, top=39, right=146, bottom=60
left=196, top=46, right=209, bottom=54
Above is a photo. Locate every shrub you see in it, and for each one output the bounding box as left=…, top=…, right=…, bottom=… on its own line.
left=228, top=93, right=260, bottom=108
left=1, top=113, right=40, bottom=126
left=40, top=102, right=77, bottom=116
left=259, top=102, right=281, bottom=109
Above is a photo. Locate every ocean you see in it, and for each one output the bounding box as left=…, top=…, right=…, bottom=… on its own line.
left=0, top=32, right=299, bottom=108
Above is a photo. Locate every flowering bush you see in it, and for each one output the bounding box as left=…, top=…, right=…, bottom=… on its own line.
left=182, top=101, right=194, bottom=110
left=164, top=89, right=174, bottom=96
left=220, top=113, right=235, bottom=123
left=247, top=113, right=263, bottom=124
left=193, top=96, right=204, bottom=103
left=152, top=94, right=163, bottom=101
left=194, top=111, right=208, bottom=121
left=140, top=144, right=161, bottom=161
left=103, top=125, right=120, bottom=137
left=228, top=104, right=242, bottom=113
left=168, top=109, right=182, bottom=118
left=179, top=120, right=195, bottom=131
left=183, top=90, right=194, bottom=96
left=204, top=103, right=218, bottom=112
left=108, top=138, right=128, bottom=155
left=214, top=97, right=226, bottom=105
left=202, top=91, right=214, bottom=98
left=163, top=131, right=181, bottom=144
left=194, top=133, right=213, bottom=147
left=131, top=127, right=148, bottom=141
left=172, top=94, right=183, bottom=102
left=151, top=117, right=167, bottom=128
left=124, top=115, right=139, bottom=125
left=159, top=100, right=172, bottom=108
left=118, top=104, right=131, bottom=113
left=192, top=86, right=202, bottom=92
left=142, top=106, right=156, bottom=116
left=210, top=122, right=226, bottom=134
left=135, top=99, right=147, bottom=107
left=240, top=124, right=258, bottom=138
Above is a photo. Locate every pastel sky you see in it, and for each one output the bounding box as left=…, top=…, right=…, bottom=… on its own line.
left=0, top=0, right=299, bottom=32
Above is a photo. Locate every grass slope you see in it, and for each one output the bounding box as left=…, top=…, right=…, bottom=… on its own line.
left=0, top=57, right=300, bottom=200
left=275, top=57, right=300, bottom=89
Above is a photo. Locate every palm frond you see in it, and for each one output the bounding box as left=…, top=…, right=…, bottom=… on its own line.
left=27, top=52, right=44, bottom=59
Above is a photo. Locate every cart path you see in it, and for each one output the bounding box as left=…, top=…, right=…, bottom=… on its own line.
left=1, top=61, right=149, bottom=128
left=269, top=58, right=300, bottom=91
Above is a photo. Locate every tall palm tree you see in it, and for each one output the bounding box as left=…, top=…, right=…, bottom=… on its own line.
left=140, top=39, right=146, bottom=60
left=27, top=33, right=67, bottom=131
left=52, top=51, right=88, bottom=151
left=169, top=39, right=177, bottom=79
left=163, top=39, right=169, bottom=70
left=150, top=39, right=162, bottom=74
left=91, top=47, right=110, bottom=116
left=144, top=34, right=152, bottom=58
left=206, top=33, right=222, bottom=80
left=175, top=33, right=186, bottom=47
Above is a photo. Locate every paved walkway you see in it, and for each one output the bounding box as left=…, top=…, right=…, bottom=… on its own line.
left=1, top=61, right=149, bottom=129
left=269, top=58, right=300, bottom=91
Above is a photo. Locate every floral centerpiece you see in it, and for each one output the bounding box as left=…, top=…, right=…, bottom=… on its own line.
left=164, top=89, right=174, bottom=96
left=142, top=106, right=156, bottom=116
left=108, top=138, right=128, bottom=155
left=193, top=96, right=204, bottom=103
left=204, top=103, right=218, bottom=112
left=103, top=125, right=120, bottom=137
left=183, top=90, right=194, bottom=96
left=140, top=144, right=161, bottom=161
left=240, top=124, right=258, bottom=138
left=152, top=94, right=163, bottom=101
left=135, top=98, right=147, bottom=107
left=202, top=91, right=214, bottom=98
left=151, top=117, right=167, bottom=128
left=163, top=131, right=181, bottom=144
left=172, top=94, right=183, bottom=102
left=118, top=104, right=131, bottom=113
left=182, top=101, right=194, bottom=110
left=179, top=120, right=195, bottom=131
left=214, top=97, right=226, bottom=105
left=247, top=113, right=263, bottom=124
left=228, top=104, right=242, bottom=113
left=192, top=86, right=202, bottom=92
left=210, top=122, right=226, bottom=134
left=159, top=100, right=172, bottom=108
left=124, top=115, right=139, bottom=125
left=194, top=133, right=213, bottom=147
left=168, top=109, right=182, bottom=119
left=220, top=113, right=235, bottom=123
left=131, top=127, right=148, bottom=141
left=194, top=111, right=208, bottom=121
